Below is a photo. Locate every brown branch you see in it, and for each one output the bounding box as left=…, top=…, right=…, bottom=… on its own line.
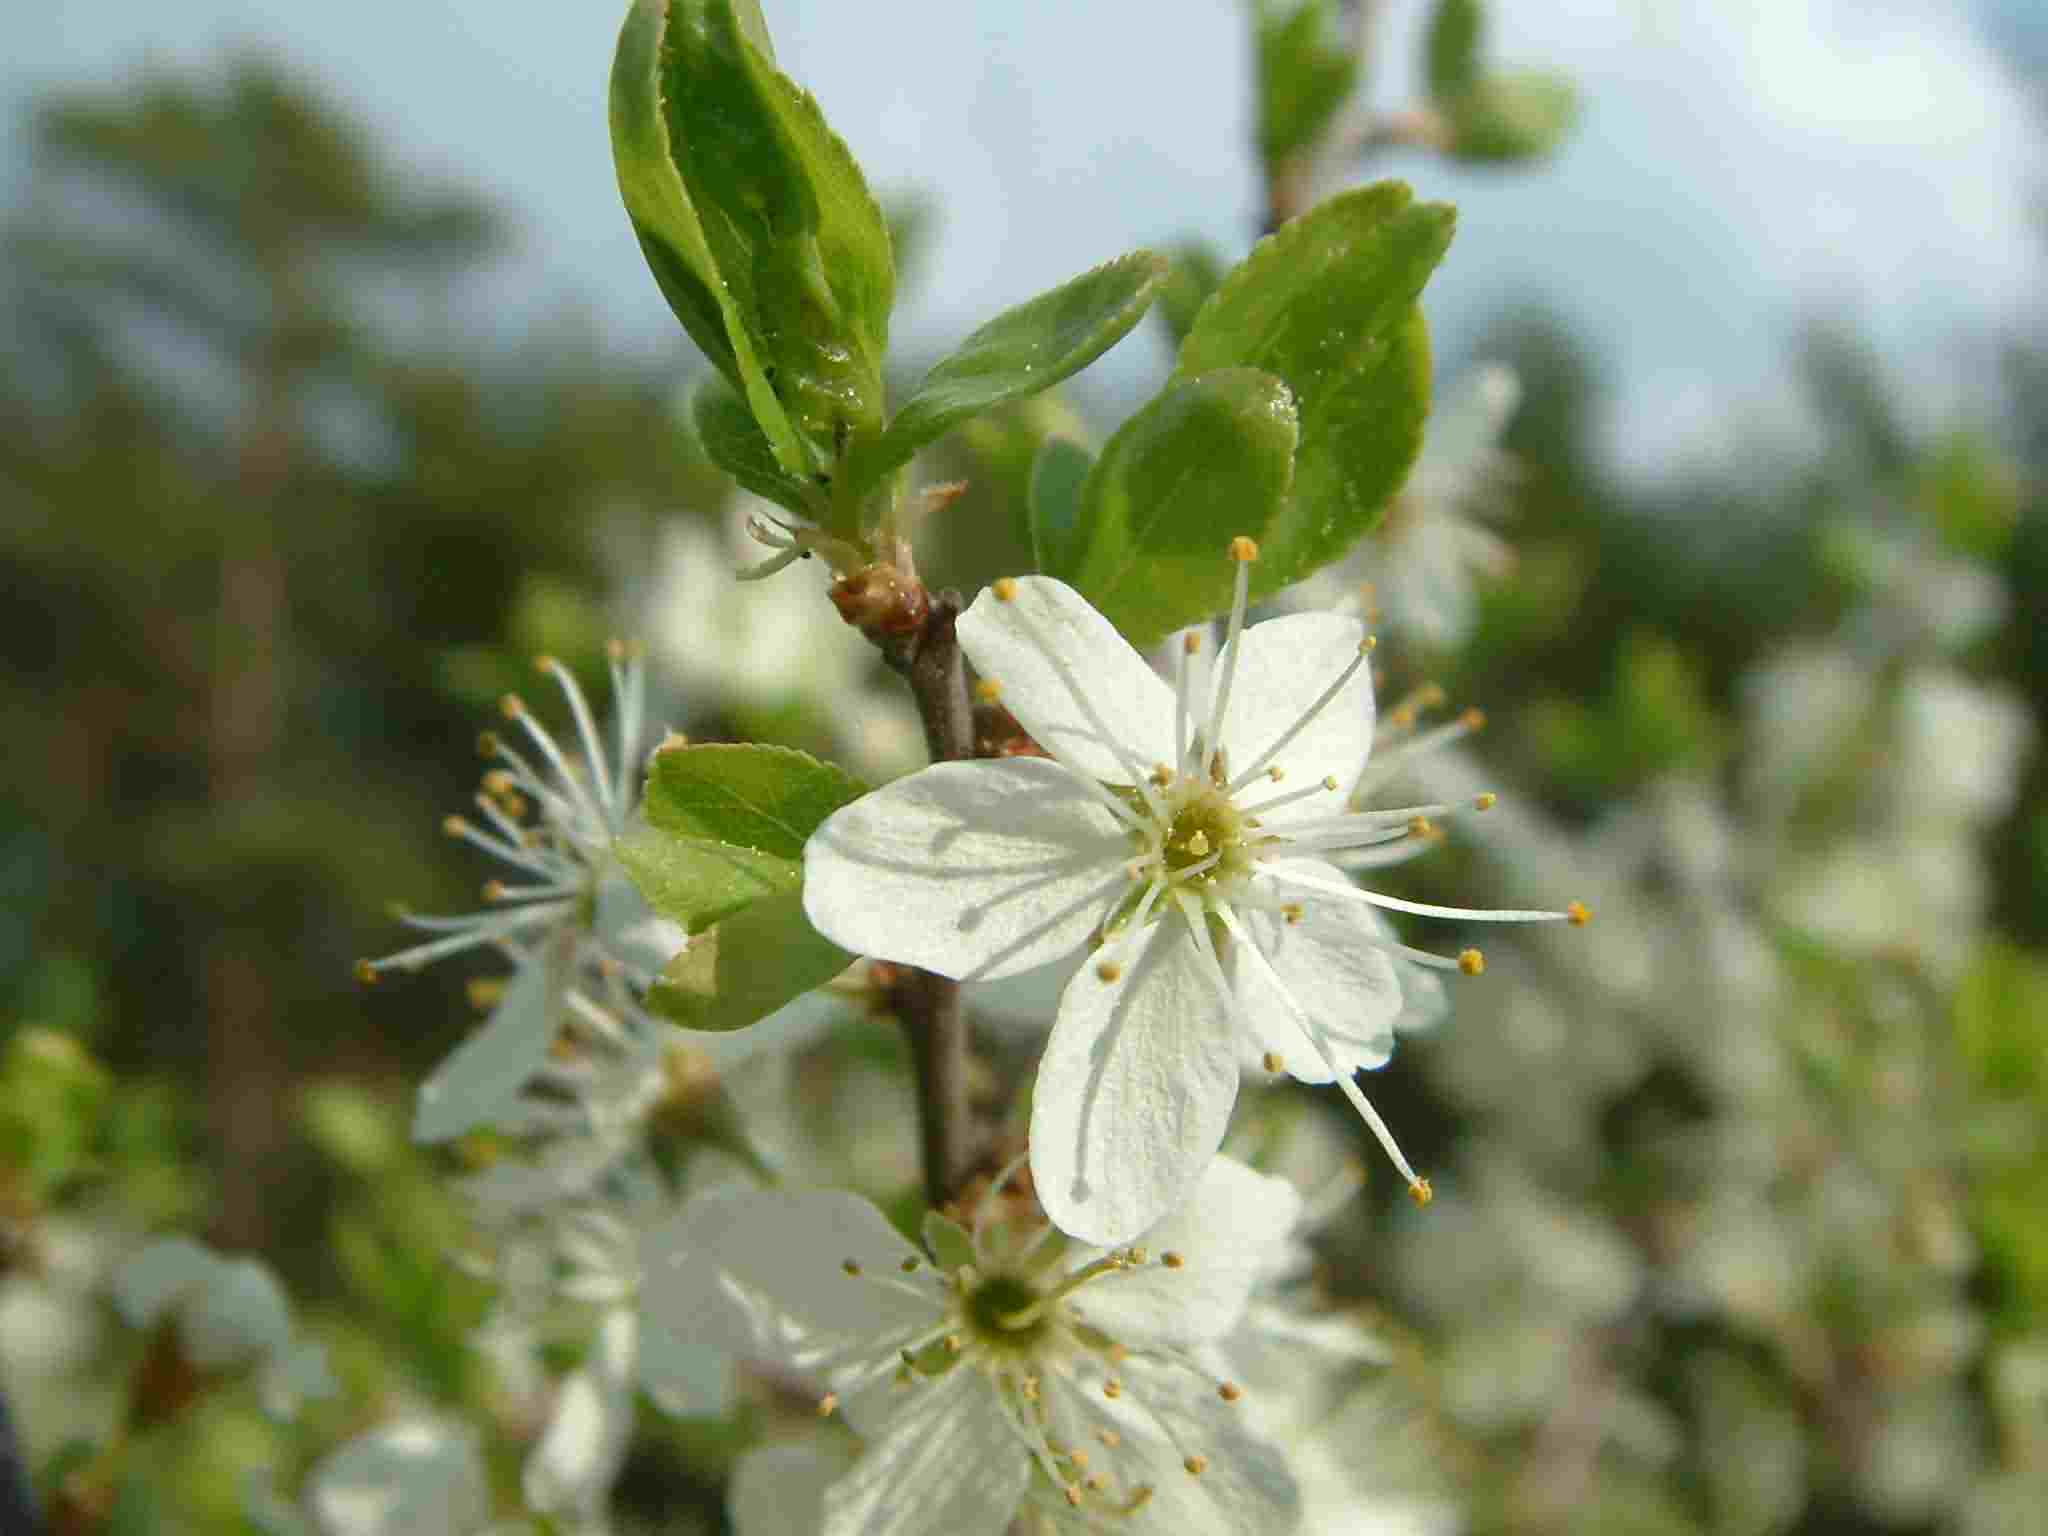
left=849, top=580, right=989, bottom=1208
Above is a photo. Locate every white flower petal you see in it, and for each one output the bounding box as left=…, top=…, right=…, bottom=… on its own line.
left=804, top=757, right=1129, bottom=982
left=729, top=1444, right=848, bottom=1536
left=184, top=1255, right=294, bottom=1368
left=309, top=1419, right=492, bottom=1536
left=636, top=1295, right=733, bottom=1418
left=413, top=955, right=559, bottom=1145
left=1213, top=612, right=1374, bottom=808
left=820, top=1367, right=1030, bottom=1536
left=1067, top=1157, right=1302, bottom=1349
left=1038, top=1355, right=1299, bottom=1533
left=111, top=1235, right=217, bottom=1330
left=641, top=1189, right=938, bottom=1381
left=1030, top=911, right=1241, bottom=1246
left=524, top=1310, right=636, bottom=1521
left=1232, top=862, right=1404, bottom=1083
left=958, top=576, right=1176, bottom=784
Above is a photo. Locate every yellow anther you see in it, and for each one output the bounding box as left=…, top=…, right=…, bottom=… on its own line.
left=945, top=1334, right=963, bottom=1353
left=1085, top=1473, right=1108, bottom=1492
left=1162, top=1251, right=1184, bottom=1269
left=1150, top=762, right=1174, bottom=786
left=476, top=730, right=500, bottom=757
left=1228, top=536, right=1259, bottom=562
left=1068, top=1449, right=1090, bottom=1471
left=1182, top=631, right=1202, bottom=654
left=1218, top=1381, right=1242, bottom=1402
left=901, top=1256, right=920, bottom=1272
left=1475, top=793, right=1498, bottom=811
left=1408, top=1177, right=1435, bottom=1207
left=1267, top=764, right=1285, bottom=782
left=1064, top=1486, right=1083, bottom=1508
left=482, top=770, right=516, bottom=795
left=1567, top=900, right=1591, bottom=927
left=1281, top=903, right=1304, bottom=926
left=1408, top=817, right=1435, bottom=838
left=353, top=959, right=378, bottom=985
left=1462, top=707, right=1486, bottom=730
left=533, top=653, right=559, bottom=674
left=818, top=1393, right=839, bottom=1416
left=498, top=694, right=525, bottom=720
left=1183, top=1455, right=1209, bottom=1476
left=1021, top=1375, right=1042, bottom=1401
left=1458, top=948, right=1485, bottom=976
left=1097, top=1429, right=1122, bottom=1448
left=1262, top=1051, right=1285, bottom=1073
left=842, top=1259, right=862, bottom=1276
left=1097, top=961, right=1123, bottom=983
left=606, top=637, right=627, bottom=663
left=1320, top=774, right=1339, bottom=791
left=973, top=678, right=1003, bottom=704
left=442, top=815, right=469, bottom=838
left=1103, top=1378, right=1123, bottom=1399
left=992, top=577, right=1019, bottom=601
left=1362, top=633, right=1378, bottom=651
left=481, top=879, right=509, bottom=902
left=1183, top=830, right=1211, bottom=857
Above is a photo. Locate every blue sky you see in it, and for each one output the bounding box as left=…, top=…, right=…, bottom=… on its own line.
left=7, top=0, right=2042, bottom=480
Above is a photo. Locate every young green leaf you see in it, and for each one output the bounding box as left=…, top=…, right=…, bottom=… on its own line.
left=1174, top=181, right=1452, bottom=599
left=691, top=378, right=824, bottom=519
left=1424, top=0, right=1484, bottom=101
left=1028, top=436, right=1095, bottom=580
left=648, top=888, right=853, bottom=1032
left=1255, top=0, right=1361, bottom=167
left=1067, top=368, right=1299, bottom=648
left=642, top=741, right=866, bottom=862
left=844, top=251, right=1165, bottom=497
left=1443, top=73, right=1579, bottom=164
left=611, top=0, right=893, bottom=493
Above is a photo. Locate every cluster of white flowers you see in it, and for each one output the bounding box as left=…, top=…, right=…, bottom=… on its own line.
left=266, top=525, right=1578, bottom=1534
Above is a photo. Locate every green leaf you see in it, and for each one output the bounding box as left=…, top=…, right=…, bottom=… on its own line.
left=1255, top=0, right=1360, bottom=165
left=648, top=888, right=853, bottom=1032
left=611, top=0, right=893, bottom=489
left=1174, top=181, right=1450, bottom=597
left=643, top=741, right=865, bottom=861
left=1027, top=436, right=1095, bottom=579
left=922, top=1210, right=977, bottom=1272
left=1156, top=241, right=1227, bottom=353
left=622, top=742, right=865, bottom=936
left=615, top=825, right=794, bottom=933
left=1444, top=72, right=1578, bottom=163
left=1068, top=369, right=1299, bottom=648
left=691, top=378, right=822, bottom=519
left=1424, top=0, right=1484, bottom=100
left=845, top=251, right=1165, bottom=497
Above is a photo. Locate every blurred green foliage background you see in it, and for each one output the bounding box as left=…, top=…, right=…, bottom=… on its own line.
left=1, top=24, right=2045, bottom=1536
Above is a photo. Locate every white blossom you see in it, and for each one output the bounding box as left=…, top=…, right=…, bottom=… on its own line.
left=110, top=1235, right=334, bottom=1421
left=653, top=1157, right=1304, bottom=1534
left=803, top=554, right=1582, bottom=1242
left=358, top=648, right=684, bottom=1146
left=248, top=1418, right=530, bottom=1536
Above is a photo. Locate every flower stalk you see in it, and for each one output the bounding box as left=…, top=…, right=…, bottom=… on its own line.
left=841, top=568, right=989, bottom=1208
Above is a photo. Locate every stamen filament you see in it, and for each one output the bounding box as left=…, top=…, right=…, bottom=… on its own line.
left=1225, top=640, right=1372, bottom=793
left=1202, top=546, right=1256, bottom=780
left=1261, top=867, right=1570, bottom=923
left=1211, top=903, right=1425, bottom=1197
left=538, top=657, right=617, bottom=827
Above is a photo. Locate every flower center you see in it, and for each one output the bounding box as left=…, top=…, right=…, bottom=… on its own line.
left=962, top=1270, right=1053, bottom=1352
left=1159, top=781, right=1248, bottom=884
